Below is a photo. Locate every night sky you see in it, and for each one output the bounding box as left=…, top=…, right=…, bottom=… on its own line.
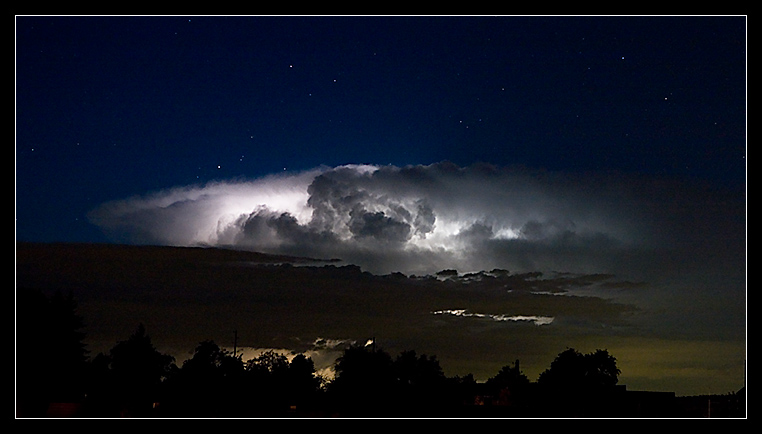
left=16, top=16, right=746, bottom=397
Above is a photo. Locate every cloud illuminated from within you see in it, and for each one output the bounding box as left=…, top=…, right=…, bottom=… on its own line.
left=88, top=161, right=735, bottom=275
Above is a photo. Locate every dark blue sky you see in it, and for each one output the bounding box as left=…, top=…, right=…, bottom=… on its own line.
left=15, top=16, right=746, bottom=244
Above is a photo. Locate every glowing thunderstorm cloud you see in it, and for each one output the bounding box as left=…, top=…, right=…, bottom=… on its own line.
left=80, top=162, right=745, bottom=394
left=88, top=162, right=722, bottom=275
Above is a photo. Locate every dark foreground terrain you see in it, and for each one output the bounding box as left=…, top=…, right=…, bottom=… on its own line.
left=16, top=242, right=746, bottom=418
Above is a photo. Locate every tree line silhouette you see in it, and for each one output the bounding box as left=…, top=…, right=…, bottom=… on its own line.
left=15, top=288, right=742, bottom=418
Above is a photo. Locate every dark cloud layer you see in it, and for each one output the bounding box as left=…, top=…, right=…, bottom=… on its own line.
left=14, top=243, right=638, bottom=383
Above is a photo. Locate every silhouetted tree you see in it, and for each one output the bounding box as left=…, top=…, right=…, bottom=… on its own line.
left=538, top=348, right=620, bottom=389
left=478, top=359, right=532, bottom=413
left=286, top=353, right=321, bottom=409
left=181, top=340, right=238, bottom=375
left=392, top=350, right=450, bottom=415
left=486, top=359, right=530, bottom=392
left=447, top=373, right=479, bottom=406
left=536, top=348, right=622, bottom=417
left=160, top=340, right=243, bottom=417
left=82, top=352, right=115, bottom=416
left=394, top=350, right=446, bottom=388
left=584, top=348, right=621, bottom=387
left=328, top=345, right=469, bottom=416
left=251, top=349, right=289, bottom=377
left=244, top=350, right=292, bottom=415
left=329, top=344, right=396, bottom=415
left=16, top=289, right=89, bottom=416
left=106, top=324, right=175, bottom=416
left=48, top=291, right=89, bottom=378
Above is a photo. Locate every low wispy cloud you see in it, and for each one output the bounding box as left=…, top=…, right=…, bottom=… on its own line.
left=432, top=309, right=555, bottom=326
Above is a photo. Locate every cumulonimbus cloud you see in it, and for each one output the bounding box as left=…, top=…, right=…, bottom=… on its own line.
left=88, top=161, right=741, bottom=275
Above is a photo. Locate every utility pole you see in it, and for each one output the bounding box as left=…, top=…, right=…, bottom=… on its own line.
left=233, top=330, right=238, bottom=358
